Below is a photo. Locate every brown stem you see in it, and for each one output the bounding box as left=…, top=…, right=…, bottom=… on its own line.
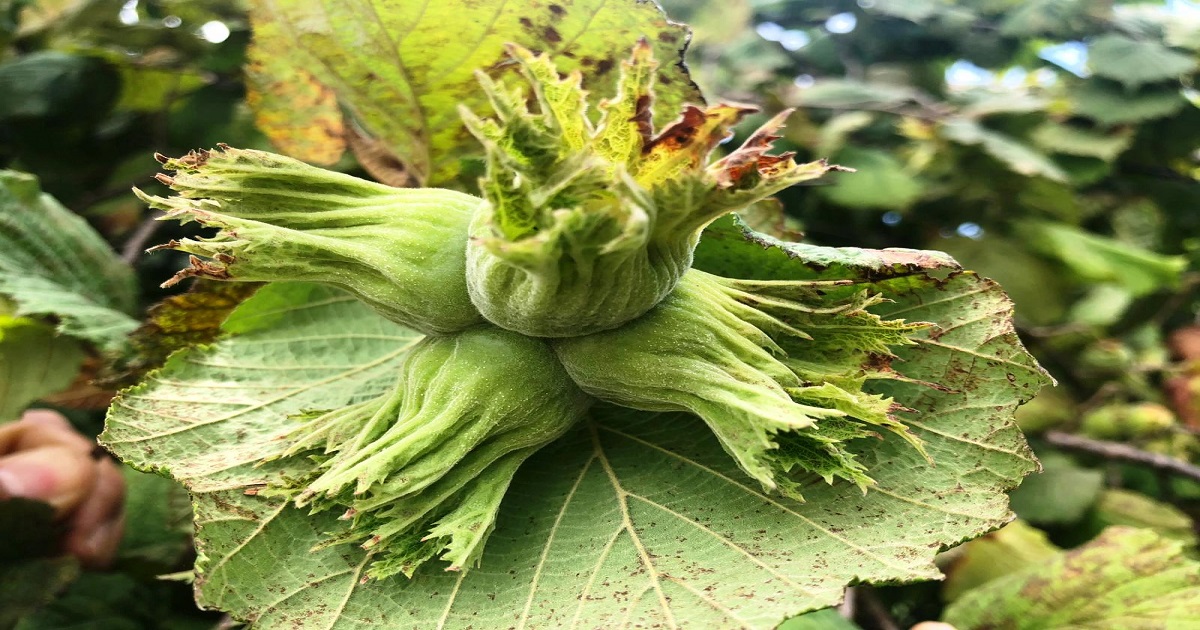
left=120, top=210, right=165, bottom=265
left=1044, top=430, right=1200, bottom=483
left=856, top=586, right=900, bottom=630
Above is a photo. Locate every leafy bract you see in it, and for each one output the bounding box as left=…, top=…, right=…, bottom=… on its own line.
left=103, top=216, right=1047, bottom=628
left=247, top=0, right=700, bottom=185
left=943, top=527, right=1200, bottom=629
left=0, top=171, right=137, bottom=353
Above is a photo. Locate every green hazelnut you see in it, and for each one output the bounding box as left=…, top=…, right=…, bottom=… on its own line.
left=554, top=269, right=928, bottom=499
left=266, top=326, right=591, bottom=578
left=462, top=43, right=842, bottom=337
left=139, top=146, right=484, bottom=334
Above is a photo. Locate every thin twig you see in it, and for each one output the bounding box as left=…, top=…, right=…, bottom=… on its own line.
left=838, top=586, right=857, bottom=620
left=1045, top=430, right=1200, bottom=483
left=856, top=586, right=900, bottom=630
left=120, top=210, right=165, bottom=265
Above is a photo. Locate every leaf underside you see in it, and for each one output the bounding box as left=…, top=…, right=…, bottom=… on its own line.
left=103, top=217, right=1047, bottom=629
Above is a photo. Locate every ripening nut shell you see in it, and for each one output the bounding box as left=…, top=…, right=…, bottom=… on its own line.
left=137, top=146, right=484, bottom=335
left=267, top=326, right=592, bottom=579
left=554, top=269, right=929, bottom=500
left=461, top=42, right=846, bottom=337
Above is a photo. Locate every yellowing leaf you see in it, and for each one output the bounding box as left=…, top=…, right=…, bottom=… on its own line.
left=247, top=0, right=701, bottom=185
left=245, top=4, right=346, bottom=166
left=944, top=527, right=1200, bottom=629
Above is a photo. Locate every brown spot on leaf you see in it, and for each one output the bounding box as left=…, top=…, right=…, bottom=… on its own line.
left=519, top=17, right=533, bottom=28
left=644, top=105, right=707, bottom=155
left=549, top=4, right=565, bottom=17
left=595, top=58, right=614, bottom=76
left=543, top=26, right=562, bottom=44
left=632, top=94, right=654, bottom=145
left=874, top=249, right=958, bottom=270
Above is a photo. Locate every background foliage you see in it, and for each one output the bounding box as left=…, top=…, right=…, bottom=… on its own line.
left=0, top=0, right=1199, bottom=628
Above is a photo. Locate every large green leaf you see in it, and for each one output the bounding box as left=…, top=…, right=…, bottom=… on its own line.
left=247, top=0, right=701, bottom=185
left=103, top=215, right=1046, bottom=627
left=0, top=171, right=137, bottom=353
left=943, top=527, right=1200, bottom=628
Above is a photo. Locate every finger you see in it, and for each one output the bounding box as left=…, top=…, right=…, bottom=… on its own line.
left=0, top=411, right=93, bottom=456
left=18, top=409, right=73, bottom=430
left=63, top=458, right=126, bottom=569
left=0, top=445, right=98, bottom=516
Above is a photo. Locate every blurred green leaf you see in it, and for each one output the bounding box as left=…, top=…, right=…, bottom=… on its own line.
left=867, top=0, right=947, bottom=23
left=999, top=0, right=1100, bottom=38
left=1016, top=220, right=1186, bottom=296
left=0, top=171, right=138, bottom=353
left=943, top=527, right=1200, bottom=629
left=937, top=234, right=1071, bottom=327
left=941, top=520, right=1060, bottom=603
left=796, top=80, right=919, bottom=109
left=0, top=51, right=117, bottom=121
left=817, top=111, right=875, bottom=156
left=0, top=557, right=80, bottom=629
left=941, top=119, right=1067, bottom=182
left=0, top=316, right=83, bottom=422
left=1071, top=81, right=1188, bottom=126
left=1089, top=489, right=1196, bottom=547
left=1008, top=451, right=1104, bottom=525
left=14, top=572, right=158, bottom=630
left=820, top=147, right=924, bottom=210
left=1088, top=34, right=1197, bottom=90
left=117, top=469, right=195, bottom=574
left=1030, top=122, right=1133, bottom=161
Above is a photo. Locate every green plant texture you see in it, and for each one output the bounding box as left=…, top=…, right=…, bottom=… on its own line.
left=102, top=16, right=1048, bottom=626
left=3, top=0, right=1200, bottom=628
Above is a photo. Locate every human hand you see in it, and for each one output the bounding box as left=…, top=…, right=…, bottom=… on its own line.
left=0, top=409, right=125, bottom=568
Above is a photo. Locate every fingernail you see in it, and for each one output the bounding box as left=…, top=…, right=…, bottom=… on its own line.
left=0, top=469, right=21, bottom=499
left=0, top=463, right=55, bottom=500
